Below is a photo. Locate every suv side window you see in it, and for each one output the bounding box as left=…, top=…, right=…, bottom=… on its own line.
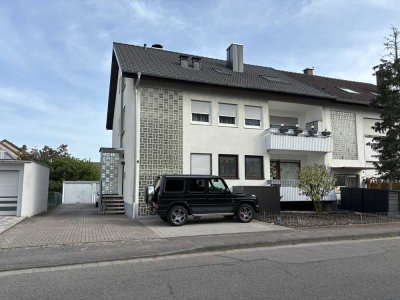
left=208, top=178, right=227, bottom=193
left=188, top=179, right=206, bottom=193
left=164, top=179, right=185, bottom=193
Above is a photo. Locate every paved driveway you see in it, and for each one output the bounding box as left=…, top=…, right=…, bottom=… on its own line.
left=0, top=205, right=288, bottom=249
left=0, top=205, right=157, bottom=249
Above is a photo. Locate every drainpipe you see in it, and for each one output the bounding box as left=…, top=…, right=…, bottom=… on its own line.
left=134, top=72, right=141, bottom=218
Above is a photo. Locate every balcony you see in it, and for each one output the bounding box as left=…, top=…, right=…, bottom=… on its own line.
left=266, top=128, right=333, bottom=153
left=267, top=179, right=336, bottom=202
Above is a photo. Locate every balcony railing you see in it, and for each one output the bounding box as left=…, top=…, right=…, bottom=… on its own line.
left=267, top=179, right=336, bottom=202
left=265, top=128, right=333, bottom=152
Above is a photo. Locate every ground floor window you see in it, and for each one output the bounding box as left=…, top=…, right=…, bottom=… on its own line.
left=191, top=153, right=211, bottom=175
left=270, top=160, right=300, bottom=180
left=245, top=156, right=264, bottom=179
left=219, top=155, right=238, bottom=179
left=335, top=174, right=359, bottom=187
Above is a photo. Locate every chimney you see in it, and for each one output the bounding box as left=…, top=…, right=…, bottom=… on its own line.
left=179, top=55, right=189, bottom=68
left=303, top=67, right=314, bottom=75
left=192, top=56, right=201, bottom=70
left=227, top=43, right=244, bottom=72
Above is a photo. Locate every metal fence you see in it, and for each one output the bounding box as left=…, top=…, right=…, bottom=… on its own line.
left=256, top=211, right=400, bottom=228
left=48, top=192, right=62, bottom=210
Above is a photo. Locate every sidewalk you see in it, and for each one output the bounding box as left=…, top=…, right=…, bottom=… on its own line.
left=1, top=222, right=399, bottom=272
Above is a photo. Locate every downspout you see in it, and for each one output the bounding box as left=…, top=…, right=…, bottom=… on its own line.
left=134, top=72, right=141, bottom=218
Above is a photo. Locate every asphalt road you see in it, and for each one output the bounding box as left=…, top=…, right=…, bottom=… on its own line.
left=1, top=237, right=400, bottom=299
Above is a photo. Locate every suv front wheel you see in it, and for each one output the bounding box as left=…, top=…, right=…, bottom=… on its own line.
left=168, top=205, right=188, bottom=226
left=236, top=204, right=254, bottom=223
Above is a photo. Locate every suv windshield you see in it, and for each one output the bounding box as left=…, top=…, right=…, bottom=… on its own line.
left=208, top=178, right=228, bottom=193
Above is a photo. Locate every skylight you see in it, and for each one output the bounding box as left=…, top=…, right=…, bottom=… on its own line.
left=213, top=68, right=232, bottom=76
left=261, top=75, right=290, bottom=84
left=337, top=87, right=360, bottom=94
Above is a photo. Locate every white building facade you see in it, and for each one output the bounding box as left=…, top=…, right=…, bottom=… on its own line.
left=105, top=43, right=381, bottom=218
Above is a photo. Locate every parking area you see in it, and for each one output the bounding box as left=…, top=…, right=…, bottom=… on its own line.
left=141, top=216, right=287, bottom=238
left=0, top=205, right=288, bottom=249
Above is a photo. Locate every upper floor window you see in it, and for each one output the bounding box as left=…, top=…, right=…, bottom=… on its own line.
left=219, top=103, right=237, bottom=126
left=191, top=100, right=211, bottom=124
left=245, top=106, right=262, bottom=127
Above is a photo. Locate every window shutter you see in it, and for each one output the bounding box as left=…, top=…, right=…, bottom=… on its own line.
left=192, top=100, right=211, bottom=114
left=191, top=154, right=211, bottom=175
left=245, top=106, right=262, bottom=120
left=219, top=103, right=237, bottom=117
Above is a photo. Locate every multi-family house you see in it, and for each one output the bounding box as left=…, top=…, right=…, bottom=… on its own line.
left=103, top=43, right=380, bottom=218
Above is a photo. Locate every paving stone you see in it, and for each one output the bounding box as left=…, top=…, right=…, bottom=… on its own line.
left=0, top=205, right=157, bottom=249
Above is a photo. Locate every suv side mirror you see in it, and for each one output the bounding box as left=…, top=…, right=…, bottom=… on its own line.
left=145, top=185, right=155, bottom=204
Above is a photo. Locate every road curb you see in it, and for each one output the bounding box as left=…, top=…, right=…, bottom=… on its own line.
left=1, top=230, right=400, bottom=273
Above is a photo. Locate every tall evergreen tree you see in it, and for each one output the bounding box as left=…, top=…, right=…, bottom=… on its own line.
left=371, top=26, right=400, bottom=180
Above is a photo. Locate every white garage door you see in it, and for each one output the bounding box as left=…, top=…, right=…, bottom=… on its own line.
left=0, top=170, right=19, bottom=216
left=63, top=183, right=96, bottom=204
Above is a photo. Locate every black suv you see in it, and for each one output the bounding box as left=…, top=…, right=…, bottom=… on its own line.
left=145, top=175, right=259, bottom=226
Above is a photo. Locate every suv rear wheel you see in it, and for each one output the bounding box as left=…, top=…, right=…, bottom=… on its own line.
left=236, top=204, right=254, bottom=223
left=168, top=205, right=188, bottom=226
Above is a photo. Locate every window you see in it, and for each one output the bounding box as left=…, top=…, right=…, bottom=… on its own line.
left=270, top=116, right=298, bottom=129
left=337, top=87, right=360, bottom=94
left=270, top=161, right=300, bottom=180
left=245, top=156, right=264, bottom=179
left=213, top=68, right=232, bottom=76
left=219, top=103, right=237, bottom=126
left=208, top=178, right=228, bottom=193
left=260, top=75, right=290, bottom=84
left=335, top=175, right=359, bottom=187
left=245, top=106, right=262, bottom=127
left=164, top=179, right=185, bottom=193
left=191, top=100, right=211, bottom=124
left=191, top=154, right=211, bottom=175
left=219, top=155, right=238, bottom=178
left=188, top=179, right=206, bottom=193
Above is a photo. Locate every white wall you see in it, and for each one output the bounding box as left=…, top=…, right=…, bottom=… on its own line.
left=121, top=77, right=137, bottom=218
left=183, top=86, right=271, bottom=189
left=20, top=162, right=49, bottom=217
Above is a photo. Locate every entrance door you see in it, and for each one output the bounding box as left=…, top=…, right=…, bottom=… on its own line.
left=0, top=170, right=19, bottom=216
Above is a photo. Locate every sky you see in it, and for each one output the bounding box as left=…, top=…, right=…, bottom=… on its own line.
left=1, top=0, right=399, bottom=161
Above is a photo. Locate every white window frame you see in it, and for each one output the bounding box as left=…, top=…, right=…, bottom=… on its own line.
left=191, top=100, right=212, bottom=125
left=244, top=105, right=263, bottom=129
left=218, top=103, right=238, bottom=127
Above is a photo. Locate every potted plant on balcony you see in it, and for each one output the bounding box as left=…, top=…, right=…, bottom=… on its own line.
left=308, top=125, right=317, bottom=136
left=279, top=123, right=289, bottom=134
left=294, top=124, right=303, bottom=136
left=322, top=129, right=331, bottom=136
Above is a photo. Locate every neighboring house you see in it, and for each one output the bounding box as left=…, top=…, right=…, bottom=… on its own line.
left=104, top=42, right=381, bottom=219
left=0, top=139, right=22, bottom=160
left=0, top=140, right=49, bottom=216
